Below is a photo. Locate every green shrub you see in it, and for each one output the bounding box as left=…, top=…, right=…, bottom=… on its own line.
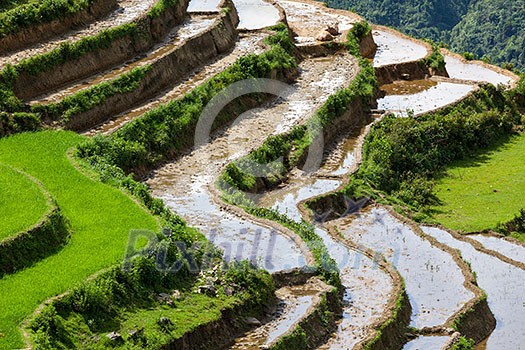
left=497, top=209, right=525, bottom=236
left=0, top=0, right=95, bottom=38
left=346, top=20, right=372, bottom=56
left=421, top=40, right=446, bottom=71
left=463, top=52, right=476, bottom=61
left=451, top=337, right=475, bottom=350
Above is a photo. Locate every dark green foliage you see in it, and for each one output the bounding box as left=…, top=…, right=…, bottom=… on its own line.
left=0, top=0, right=95, bottom=38
left=327, top=0, right=525, bottom=70
left=222, top=260, right=275, bottom=307
left=264, top=23, right=296, bottom=54
left=421, top=41, right=446, bottom=71
left=497, top=209, right=525, bottom=236
left=148, top=0, right=178, bottom=18
left=451, top=337, right=475, bottom=350
left=29, top=251, right=273, bottom=349
left=346, top=20, right=371, bottom=56
left=271, top=328, right=308, bottom=350
left=0, top=111, right=40, bottom=137
left=449, top=0, right=525, bottom=71
left=341, top=85, right=520, bottom=214
left=76, top=26, right=297, bottom=173
left=0, top=0, right=31, bottom=13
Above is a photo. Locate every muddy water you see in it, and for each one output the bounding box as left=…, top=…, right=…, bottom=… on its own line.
left=229, top=281, right=327, bottom=349
left=188, top=0, right=222, bottom=12
left=257, top=152, right=394, bottom=348
left=381, top=79, right=438, bottom=95
left=85, top=33, right=269, bottom=136
left=234, top=0, right=281, bottom=30
left=469, top=235, right=525, bottom=265
left=0, top=0, right=157, bottom=67
left=402, top=336, right=451, bottom=350
left=378, top=81, right=475, bottom=116
left=422, top=227, right=525, bottom=350
left=277, top=0, right=358, bottom=47
left=340, top=208, right=474, bottom=329
left=146, top=53, right=358, bottom=272
left=33, top=15, right=217, bottom=104
left=444, top=55, right=514, bottom=87
left=373, top=30, right=428, bottom=67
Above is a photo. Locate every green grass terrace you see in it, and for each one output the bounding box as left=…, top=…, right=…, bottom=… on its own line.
left=433, top=133, right=525, bottom=238
left=0, top=131, right=160, bottom=348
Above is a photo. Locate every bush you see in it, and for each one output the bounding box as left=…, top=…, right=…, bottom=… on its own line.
left=497, top=209, right=525, bottom=236
left=0, top=0, right=95, bottom=38
left=451, top=337, right=475, bottom=350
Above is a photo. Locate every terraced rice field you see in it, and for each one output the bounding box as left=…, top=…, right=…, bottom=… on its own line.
left=0, top=0, right=523, bottom=349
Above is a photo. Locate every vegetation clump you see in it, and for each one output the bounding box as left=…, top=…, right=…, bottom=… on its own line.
left=325, top=85, right=522, bottom=222
left=0, top=0, right=99, bottom=38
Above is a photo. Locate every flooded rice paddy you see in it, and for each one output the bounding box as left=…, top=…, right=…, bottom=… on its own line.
left=340, top=208, right=474, bottom=329
left=373, top=30, right=428, bottom=67
left=422, top=227, right=525, bottom=350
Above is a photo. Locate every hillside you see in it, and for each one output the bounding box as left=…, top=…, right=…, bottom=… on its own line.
left=327, top=0, right=525, bottom=70
left=0, top=0, right=524, bottom=349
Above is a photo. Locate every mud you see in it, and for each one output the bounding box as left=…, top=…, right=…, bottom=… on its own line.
left=277, top=0, right=360, bottom=47
left=229, top=278, right=331, bottom=349
left=378, top=81, right=476, bottom=116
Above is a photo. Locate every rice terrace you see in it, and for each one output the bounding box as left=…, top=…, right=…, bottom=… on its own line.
left=0, top=0, right=523, bottom=349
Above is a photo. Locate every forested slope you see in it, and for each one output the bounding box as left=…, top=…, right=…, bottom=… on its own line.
left=327, top=0, right=525, bottom=70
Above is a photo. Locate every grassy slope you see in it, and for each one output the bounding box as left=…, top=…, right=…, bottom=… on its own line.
left=74, top=294, right=240, bottom=349
left=433, top=133, right=525, bottom=232
left=0, top=131, right=160, bottom=348
left=0, top=164, right=49, bottom=241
